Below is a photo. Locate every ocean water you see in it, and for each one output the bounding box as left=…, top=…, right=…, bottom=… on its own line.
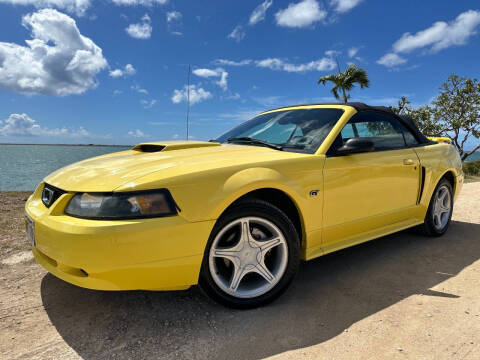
left=0, top=144, right=130, bottom=191
left=0, top=144, right=478, bottom=191
left=466, top=151, right=480, bottom=162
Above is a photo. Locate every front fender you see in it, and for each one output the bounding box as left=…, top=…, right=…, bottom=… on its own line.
left=213, top=167, right=306, bottom=219
left=167, top=166, right=309, bottom=225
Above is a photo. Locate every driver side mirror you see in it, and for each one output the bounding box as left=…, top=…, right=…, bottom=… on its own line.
left=336, top=138, right=374, bottom=155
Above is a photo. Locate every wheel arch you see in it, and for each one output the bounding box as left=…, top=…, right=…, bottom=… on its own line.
left=435, top=169, right=456, bottom=195
left=219, top=188, right=305, bottom=247
left=441, top=170, right=455, bottom=191
left=424, top=169, right=457, bottom=208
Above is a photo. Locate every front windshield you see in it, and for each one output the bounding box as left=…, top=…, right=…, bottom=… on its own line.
left=216, top=108, right=344, bottom=154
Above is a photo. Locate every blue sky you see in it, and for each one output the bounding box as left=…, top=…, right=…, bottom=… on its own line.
left=0, top=0, right=479, bottom=147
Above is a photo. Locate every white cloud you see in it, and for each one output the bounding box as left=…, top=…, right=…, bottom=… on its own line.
left=127, top=129, right=149, bottom=138
left=228, top=25, right=245, bottom=42
left=109, top=69, right=123, bottom=78
left=166, top=11, right=182, bottom=34
left=254, top=95, right=285, bottom=107
left=192, top=68, right=219, bottom=77
left=113, top=89, right=122, bottom=95
left=0, top=0, right=167, bottom=15
left=131, top=84, right=148, bottom=94
left=140, top=99, right=156, bottom=108
left=0, top=113, right=90, bottom=137
left=109, top=63, right=136, bottom=78
left=378, top=10, right=480, bottom=68
left=255, top=55, right=336, bottom=72
left=376, top=53, right=407, bottom=67
left=330, top=0, right=362, bottom=13
left=226, top=93, right=241, bottom=100
left=193, top=68, right=228, bottom=90
left=212, top=54, right=336, bottom=73
left=171, top=85, right=212, bottom=105
left=0, top=0, right=91, bottom=16
left=166, top=11, right=182, bottom=22
left=275, top=0, right=326, bottom=28
left=392, top=10, right=480, bottom=54
left=0, top=9, right=107, bottom=96
left=325, top=49, right=341, bottom=57
left=217, top=109, right=264, bottom=122
left=126, top=14, right=152, bottom=39
left=172, top=133, right=180, bottom=139
left=348, top=47, right=359, bottom=58
left=249, top=0, right=273, bottom=25
left=216, top=71, right=228, bottom=91
left=112, top=0, right=167, bottom=5
left=212, top=59, right=252, bottom=66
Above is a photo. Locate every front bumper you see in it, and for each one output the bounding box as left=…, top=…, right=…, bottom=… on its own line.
left=26, top=184, right=215, bottom=291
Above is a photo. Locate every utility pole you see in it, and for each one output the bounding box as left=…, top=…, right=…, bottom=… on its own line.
left=186, top=64, right=191, bottom=141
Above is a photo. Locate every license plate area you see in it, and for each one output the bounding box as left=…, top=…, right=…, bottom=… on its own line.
left=25, top=215, right=35, bottom=247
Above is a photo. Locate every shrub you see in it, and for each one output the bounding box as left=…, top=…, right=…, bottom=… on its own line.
left=463, top=161, right=480, bottom=176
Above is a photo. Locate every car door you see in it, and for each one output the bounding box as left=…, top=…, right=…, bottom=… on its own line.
left=322, top=111, right=421, bottom=253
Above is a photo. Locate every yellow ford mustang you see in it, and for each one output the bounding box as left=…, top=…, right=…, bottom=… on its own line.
left=25, top=103, right=463, bottom=308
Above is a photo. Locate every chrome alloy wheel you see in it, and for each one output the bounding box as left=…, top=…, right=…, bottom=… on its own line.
left=432, top=185, right=452, bottom=231
left=208, top=217, right=288, bottom=299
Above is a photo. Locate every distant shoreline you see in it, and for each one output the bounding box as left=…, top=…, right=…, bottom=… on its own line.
left=0, top=143, right=132, bottom=147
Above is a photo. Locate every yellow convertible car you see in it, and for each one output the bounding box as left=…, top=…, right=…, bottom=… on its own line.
left=25, top=103, right=463, bottom=308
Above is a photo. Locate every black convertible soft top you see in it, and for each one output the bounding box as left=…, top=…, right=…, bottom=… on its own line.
left=268, top=102, right=432, bottom=144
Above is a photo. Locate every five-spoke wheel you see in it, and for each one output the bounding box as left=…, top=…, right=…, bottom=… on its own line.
left=209, top=217, right=288, bottom=298
left=199, top=199, right=299, bottom=308
left=432, top=185, right=452, bottom=231
left=422, top=178, right=453, bottom=236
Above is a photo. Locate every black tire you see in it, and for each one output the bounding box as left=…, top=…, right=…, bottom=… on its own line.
left=421, top=178, right=453, bottom=237
left=199, top=199, right=300, bottom=309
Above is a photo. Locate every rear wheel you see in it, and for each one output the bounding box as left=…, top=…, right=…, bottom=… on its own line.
left=199, top=199, right=300, bottom=309
left=422, top=178, right=453, bottom=236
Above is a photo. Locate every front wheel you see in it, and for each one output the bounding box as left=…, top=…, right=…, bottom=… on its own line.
left=199, top=199, right=300, bottom=309
left=422, top=178, right=453, bottom=236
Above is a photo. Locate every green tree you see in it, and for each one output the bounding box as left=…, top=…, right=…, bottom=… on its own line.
left=390, top=97, right=444, bottom=137
left=391, top=75, right=480, bottom=161
left=318, top=63, right=370, bottom=103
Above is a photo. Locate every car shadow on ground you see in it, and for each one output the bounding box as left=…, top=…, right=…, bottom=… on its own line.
left=41, top=221, right=480, bottom=360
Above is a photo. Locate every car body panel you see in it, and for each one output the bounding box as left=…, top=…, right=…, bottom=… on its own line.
left=26, top=104, right=464, bottom=291
left=413, top=143, right=463, bottom=204
left=26, top=186, right=215, bottom=290
left=321, top=148, right=421, bottom=254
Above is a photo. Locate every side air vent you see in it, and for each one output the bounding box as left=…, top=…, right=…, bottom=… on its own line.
left=417, top=166, right=426, bottom=205
left=133, top=144, right=165, bottom=153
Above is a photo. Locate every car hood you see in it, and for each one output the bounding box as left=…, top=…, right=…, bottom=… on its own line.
left=44, top=141, right=302, bottom=192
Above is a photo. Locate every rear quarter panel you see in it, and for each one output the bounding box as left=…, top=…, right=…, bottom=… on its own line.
left=414, top=143, right=464, bottom=208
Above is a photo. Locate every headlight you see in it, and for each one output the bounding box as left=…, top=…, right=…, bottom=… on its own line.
left=65, top=189, right=178, bottom=219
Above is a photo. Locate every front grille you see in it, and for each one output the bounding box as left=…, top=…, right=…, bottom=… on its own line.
left=42, top=183, right=66, bottom=208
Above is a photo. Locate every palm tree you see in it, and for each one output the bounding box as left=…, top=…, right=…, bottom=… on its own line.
left=318, top=61, right=370, bottom=103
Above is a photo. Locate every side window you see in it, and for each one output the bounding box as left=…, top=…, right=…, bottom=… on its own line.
left=396, top=122, right=420, bottom=146
left=331, top=111, right=412, bottom=154
left=340, top=123, right=355, bottom=138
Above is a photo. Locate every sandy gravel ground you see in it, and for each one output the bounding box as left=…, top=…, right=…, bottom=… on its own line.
left=0, top=184, right=479, bottom=360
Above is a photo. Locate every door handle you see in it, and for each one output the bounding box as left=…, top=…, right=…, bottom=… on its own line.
left=403, top=158, right=414, bottom=165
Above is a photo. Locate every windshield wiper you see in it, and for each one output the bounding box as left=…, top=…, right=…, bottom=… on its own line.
left=227, top=137, right=283, bottom=151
